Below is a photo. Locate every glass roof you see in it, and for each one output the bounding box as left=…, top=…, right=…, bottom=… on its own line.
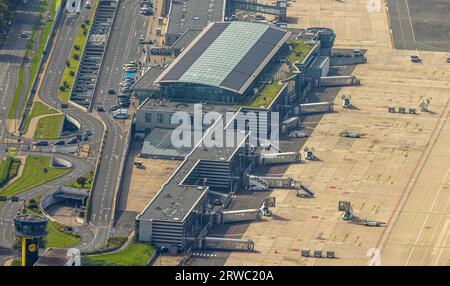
left=178, top=22, right=270, bottom=88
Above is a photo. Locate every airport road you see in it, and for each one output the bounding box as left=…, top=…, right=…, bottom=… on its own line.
left=87, top=0, right=150, bottom=249
left=0, top=0, right=41, bottom=160
left=37, top=6, right=104, bottom=160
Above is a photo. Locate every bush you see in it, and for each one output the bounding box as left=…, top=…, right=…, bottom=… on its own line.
left=8, top=159, right=20, bottom=180
left=105, top=237, right=128, bottom=250
left=59, top=86, right=65, bottom=92
left=69, top=70, right=75, bottom=77
left=83, top=30, right=87, bottom=36
left=27, top=199, right=38, bottom=210
left=74, top=44, right=80, bottom=50
left=66, top=60, right=70, bottom=67
left=77, top=176, right=87, bottom=188
left=85, top=20, right=90, bottom=25
left=0, top=157, right=13, bottom=186
left=81, top=23, right=86, bottom=30
left=73, top=54, right=80, bottom=60
left=0, top=157, right=19, bottom=187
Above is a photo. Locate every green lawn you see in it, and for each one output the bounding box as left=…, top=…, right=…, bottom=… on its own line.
left=65, top=170, right=94, bottom=190
left=45, top=218, right=81, bottom=248
left=241, top=81, right=284, bottom=109
left=57, top=0, right=98, bottom=102
left=7, top=66, right=24, bottom=119
left=0, top=156, right=70, bottom=198
left=83, top=243, right=155, bottom=266
left=33, top=114, right=64, bottom=139
left=287, top=40, right=314, bottom=64
left=0, top=157, right=21, bottom=187
left=23, top=102, right=59, bottom=134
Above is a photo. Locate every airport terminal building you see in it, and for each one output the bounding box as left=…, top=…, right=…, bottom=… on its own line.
left=139, top=21, right=292, bottom=104
left=133, top=21, right=336, bottom=252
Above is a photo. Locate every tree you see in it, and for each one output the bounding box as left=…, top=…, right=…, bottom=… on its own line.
left=27, top=199, right=38, bottom=210
left=77, top=176, right=87, bottom=188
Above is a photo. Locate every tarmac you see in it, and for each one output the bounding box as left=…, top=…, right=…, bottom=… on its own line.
left=218, top=0, right=450, bottom=266
left=387, top=0, right=450, bottom=51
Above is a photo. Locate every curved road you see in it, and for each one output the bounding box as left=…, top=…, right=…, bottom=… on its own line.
left=0, top=152, right=93, bottom=259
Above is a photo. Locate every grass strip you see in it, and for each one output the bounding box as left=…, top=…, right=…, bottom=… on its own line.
left=0, top=155, right=69, bottom=198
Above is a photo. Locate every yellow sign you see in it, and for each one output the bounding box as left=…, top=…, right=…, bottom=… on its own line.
left=28, top=243, right=36, bottom=253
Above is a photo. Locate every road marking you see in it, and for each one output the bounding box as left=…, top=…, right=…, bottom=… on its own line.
left=405, top=168, right=450, bottom=265
left=404, top=0, right=416, bottom=42
left=435, top=230, right=450, bottom=265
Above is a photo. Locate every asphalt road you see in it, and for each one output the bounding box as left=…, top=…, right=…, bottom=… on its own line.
left=387, top=0, right=450, bottom=51
left=87, top=0, right=150, bottom=249
left=0, top=0, right=42, bottom=160
left=29, top=4, right=108, bottom=252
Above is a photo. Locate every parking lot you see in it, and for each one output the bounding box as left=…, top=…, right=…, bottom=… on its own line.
left=71, top=0, right=117, bottom=109
left=214, top=0, right=450, bottom=266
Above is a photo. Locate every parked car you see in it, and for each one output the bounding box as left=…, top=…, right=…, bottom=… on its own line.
left=84, top=129, right=93, bottom=136
left=54, top=139, right=65, bottom=146
left=33, top=140, right=48, bottom=146
left=110, top=104, right=121, bottom=112
left=108, top=88, right=115, bottom=95
left=119, top=101, right=130, bottom=108
left=97, top=105, right=105, bottom=112
left=113, top=113, right=127, bottom=119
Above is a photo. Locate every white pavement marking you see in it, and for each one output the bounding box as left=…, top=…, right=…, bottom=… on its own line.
left=405, top=168, right=450, bottom=265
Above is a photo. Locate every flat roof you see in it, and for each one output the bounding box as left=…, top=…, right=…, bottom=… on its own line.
left=137, top=120, right=248, bottom=222
left=170, top=29, right=202, bottom=51
left=166, top=0, right=225, bottom=36
left=311, top=56, right=329, bottom=69
left=138, top=98, right=238, bottom=114
left=156, top=21, right=292, bottom=95
left=133, top=66, right=165, bottom=91
left=141, top=128, right=193, bottom=159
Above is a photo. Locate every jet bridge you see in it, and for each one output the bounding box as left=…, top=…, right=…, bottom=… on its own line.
left=259, top=152, right=301, bottom=166
left=299, top=102, right=334, bottom=115
left=202, top=237, right=254, bottom=252
left=215, top=209, right=263, bottom=224
left=318, top=76, right=360, bottom=87
left=228, top=0, right=287, bottom=21
left=247, top=175, right=315, bottom=198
